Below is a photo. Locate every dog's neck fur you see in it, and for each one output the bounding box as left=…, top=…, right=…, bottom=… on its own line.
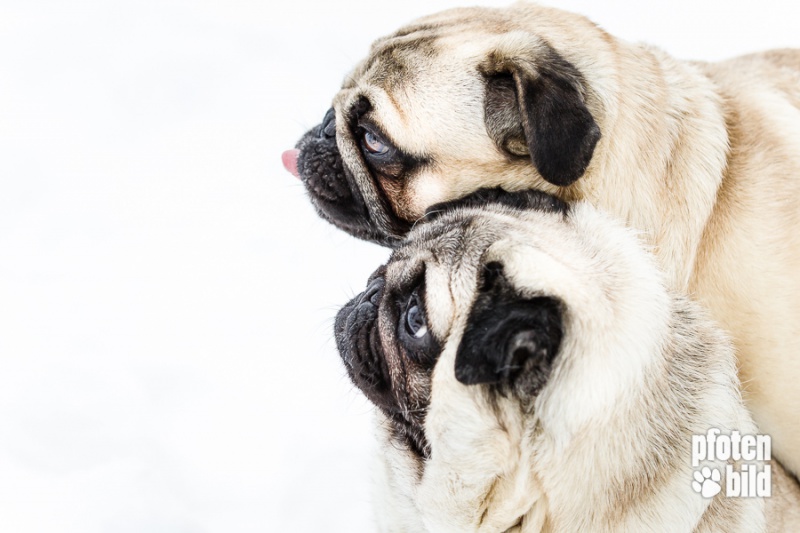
left=576, top=40, right=729, bottom=292
left=525, top=297, right=762, bottom=532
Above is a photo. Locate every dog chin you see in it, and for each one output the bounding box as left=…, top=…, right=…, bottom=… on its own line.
left=294, top=120, right=407, bottom=246
left=294, top=129, right=374, bottom=242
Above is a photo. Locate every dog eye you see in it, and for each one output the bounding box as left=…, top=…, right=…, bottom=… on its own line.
left=397, top=287, right=438, bottom=365
left=405, top=294, right=428, bottom=339
left=362, top=130, right=390, bottom=155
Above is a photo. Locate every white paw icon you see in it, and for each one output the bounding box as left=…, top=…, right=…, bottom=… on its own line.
left=692, top=467, right=722, bottom=498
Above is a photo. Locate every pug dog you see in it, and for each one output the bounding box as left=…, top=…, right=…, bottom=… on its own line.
left=334, top=191, right=800, bottom=532
left=285, top=3, right=800, bottom=476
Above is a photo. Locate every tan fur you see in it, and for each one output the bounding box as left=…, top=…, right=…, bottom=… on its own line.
left=329, top=2, right=800, bottom=476
left=366, top=203, right=800, bottom=532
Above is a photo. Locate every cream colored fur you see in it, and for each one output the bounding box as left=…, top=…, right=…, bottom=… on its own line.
left=331, top=3, right=800, bottom=476
left=369, top=203, right=799, bottom=532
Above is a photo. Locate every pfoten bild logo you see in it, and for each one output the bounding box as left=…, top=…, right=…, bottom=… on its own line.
left=691, top=428, right=771, bottom=498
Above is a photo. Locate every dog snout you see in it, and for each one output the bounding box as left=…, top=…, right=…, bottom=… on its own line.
left=320, top=108, right=336, bottom=139
left=359, top=275, right=385, bottom=308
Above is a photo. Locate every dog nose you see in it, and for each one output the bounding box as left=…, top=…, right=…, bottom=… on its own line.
left=320, top=108, right=336, bottom=139
left=360, top=276, right=385, bottom=307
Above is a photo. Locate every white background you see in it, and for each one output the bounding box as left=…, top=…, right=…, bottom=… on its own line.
left=0, top=1, right=797, bottom=531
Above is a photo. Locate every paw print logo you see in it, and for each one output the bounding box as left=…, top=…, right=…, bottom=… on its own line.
left=692, top=467, right=722, bottom=498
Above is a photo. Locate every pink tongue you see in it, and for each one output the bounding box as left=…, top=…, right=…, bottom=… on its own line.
left=282, top=149, right=300, bottom=179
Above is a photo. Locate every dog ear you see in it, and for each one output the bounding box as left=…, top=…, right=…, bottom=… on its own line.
left=482, top=50, right=601, bottom=187
left=455, top=262, right=563, bottom=390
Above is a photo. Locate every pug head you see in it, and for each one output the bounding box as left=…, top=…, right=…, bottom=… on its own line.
left=332, top=187, right=760, bottom=531
left=286, top=4, right=608, bottom=246
left=335, top=189, right=658, bottom=531
left=334, top=190, right=569, bottom=460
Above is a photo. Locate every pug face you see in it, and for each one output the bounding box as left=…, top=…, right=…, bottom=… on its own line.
left=333, top=192, right=764, bottom=532
left=335, top=193, right=572, bottom=531
left=334, top=192, right=566, bottom=459
left=288, top=4, right=605, bottom=246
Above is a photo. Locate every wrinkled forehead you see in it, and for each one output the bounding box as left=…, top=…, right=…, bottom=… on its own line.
left=388, top=217, right=489, bottom=288
left=334, top=29, right=512, bottom=154
left=390, top=207, right=570, bottom=272
left=391, top=211, right=505, bottom=269
left=391, top=207, right=584, bottom=303
left=384, top=212, right=506, bottom=331
left=344, top=13, right=509, bottom=87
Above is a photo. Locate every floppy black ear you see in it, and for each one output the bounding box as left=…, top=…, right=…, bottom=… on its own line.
left=455, top=262, right=563, bottom=391
left=483, top=50, right=601, bottom=187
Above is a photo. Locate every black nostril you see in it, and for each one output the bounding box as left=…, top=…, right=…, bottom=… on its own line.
left=320, top=108, right=336, bottom=138
left=360, top=276, right=385, bottom=307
